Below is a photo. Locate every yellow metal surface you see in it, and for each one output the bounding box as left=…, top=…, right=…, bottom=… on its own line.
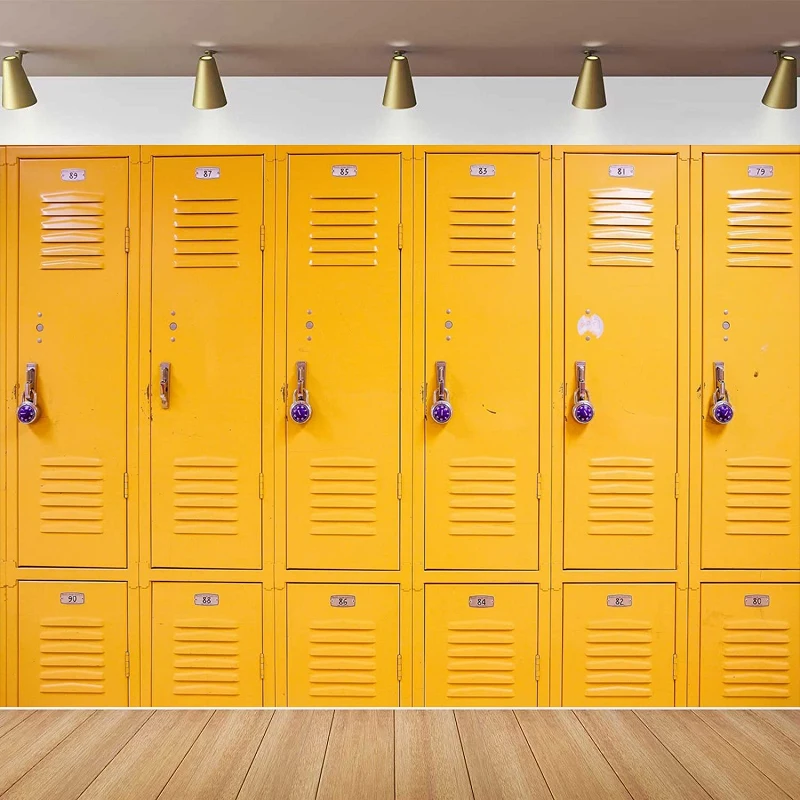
left=18, top=581, right=129, bottom=706
left=151, top=581, right=263, bottom=706
left=561, top=583, right=676, bottom=706
left=286, top=582, right=400, bottom=706
left=424, top=583, right=538, bottom=706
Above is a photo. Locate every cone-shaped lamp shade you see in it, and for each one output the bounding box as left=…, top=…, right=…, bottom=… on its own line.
left=762, top=52, right=797, bottom=109
left=2, top=51, right=37, bottom=109
left=572, top=52, right=606, bottom=109
left=193, top=51, right=227, bottom=109
left=382, top=51, right=416, bottom=109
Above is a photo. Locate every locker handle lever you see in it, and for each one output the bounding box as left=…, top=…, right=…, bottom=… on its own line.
left=572, top=361, right=595, bottom=424
left=430, top=361, right=453, bottom=424
left=710, top=361, right=734, bottom=424
left=289, top=361, right=312, bottom=424
left=16, top=362, right=40, bottom=424
left=159, top=362, right=170, bottom=410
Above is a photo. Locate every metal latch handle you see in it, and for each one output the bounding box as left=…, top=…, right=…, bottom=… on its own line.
left=159, top=362, right=170, bottom=409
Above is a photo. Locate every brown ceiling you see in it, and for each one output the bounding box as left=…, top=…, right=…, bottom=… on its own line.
left=0, top=0, right=798, bottom=77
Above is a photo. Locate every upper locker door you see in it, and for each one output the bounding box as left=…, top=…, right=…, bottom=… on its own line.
left=286, top=155, right=402, bottom=570
left=425, top=154, right=540, bottom=571
left=564, top=155, right=679, bottom=570
left=151, top=156, right=264, bottom=569
left=702, top=155, right=800, bottom=570
left=17, top=158, right=130, bottom=568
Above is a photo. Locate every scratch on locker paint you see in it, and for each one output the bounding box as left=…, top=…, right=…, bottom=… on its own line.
left=482, top=405, right=497, bottom=415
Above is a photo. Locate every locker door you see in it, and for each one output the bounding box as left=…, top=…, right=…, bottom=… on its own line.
left=152, top=582, right=263, bottom=706
left=287, top=583, right=399, bottom=706
left=700, top=583, right=800, bottom=706
left=151, top=156, right=264, bottom=569
left=564, top=155, right=679, bottom=570
left=701, top=155, right=800, bottom=570
left=562, top=583, right=676, bottom=706
left=16, top=158, right=129, bottom=568
left=19, top=581, right=128, bottom=706
left=424, top=584, right=538, bottom=706
left=425, top=154, right=540, bottom=570
left=286, top=155, right=402, bottom=570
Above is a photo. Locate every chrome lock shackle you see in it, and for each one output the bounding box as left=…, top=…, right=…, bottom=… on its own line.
left=572, top=360, right=595, bottom=424
left=710, top=361, right=734, bottom=424
left=16, top=362, right=40, bottom=424
left=289, top=360, right=312, bottom=424
left=430, top=360, right=453, bottom=424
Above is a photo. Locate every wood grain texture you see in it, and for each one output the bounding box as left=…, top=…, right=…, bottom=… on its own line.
left=79, top=710, right=213, bottom=800
left=516, top=710, right=631, bottom=800
left=455, top=710, right=552, bottom=800
left=576, top=710, right=711, bottom=800
left=237, top=710, right=333, bottom=800
left=0, top=711, right=33, bottom=740
left=395, top=710, right=474, bottom=800
left=755, top=710, right=800, bottom=744
left=316, top=710, right=394, bottom=800
left=157, top=709, right=272, bottom=800
left=637, top=710, right=790, bottom=800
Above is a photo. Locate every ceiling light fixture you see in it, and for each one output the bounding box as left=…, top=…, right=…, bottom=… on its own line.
left=192, top=50, right=226, bottom=109
left=2, top=50, right=37, bottom=109
left=382, top=50, right=416, bottom=109
left=762, top=51, right=797, bottom=109
left=572, top=50, right=606, bottom=109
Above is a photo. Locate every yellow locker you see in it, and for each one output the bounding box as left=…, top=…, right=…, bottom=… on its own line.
left=151, top=582, right=263, bottom=707
left=286, top=155, right=402, bottom=570
left=563, top=155, right=679, bottom=570
left=287, top=583, right=399, bottom=706
left=424, top=154, right=540, bottom=570
left=562, top=583, right=676, bottom=706
left=701, top=155, right=800, bottom=570
left=150, top=156, right=264, bottom=569
left=700, top=583, right=800, bottom=706
left=18, top=581, right=129, bottom=706
left=424, top=584, right=538, bottom=706
left=15, top=158, right=130, bottom=568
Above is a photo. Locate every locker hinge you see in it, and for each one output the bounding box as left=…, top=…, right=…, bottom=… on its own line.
left=536, top=473, right=542, bottom=500
left=260, top=224, right=265, bottom=251
left=397, top=473, right=402, bottom=500
left=123, top=472, right=129, bottom=499
left=260, top=653, right=265, bottom=680
left=674, top=473, right=679, bottom=499
left=674, top=224, right=680, bottom=250
left=124, top=226, right=130, bottom=253
left=535, top=654, right=541, bottom=681
left=397, top=654, right=403, bottom=681
left=124, top=651, right=130, bottom=678
left=259, top=473, right=264, bottom=499
left=536, top=223, right=542, bottom=250
left=397, top=223, right=403, bottom=250
left=672, top=653, right=678, bottom=681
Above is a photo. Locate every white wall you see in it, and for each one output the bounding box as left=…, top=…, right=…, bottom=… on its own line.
left=0, top=76, right=798, bottom=144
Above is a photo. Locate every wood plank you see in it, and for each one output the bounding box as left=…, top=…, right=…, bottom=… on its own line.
left=0, top=711, right=34, bottom=740
left=237, top=710, right=333, bottom=800
left=516, top=710, right=631, bottom=800
left=0, top=710, right=94, bottom=795
left=316, top=710, right=394, bottom=800
left=156, top=709, right=272, bottom=800
left=694, top=711, right=800, bottom=799
left=0, top=710, right=152, bottom=800
left=455, top=710, right=551, bottom=800
left=755, top=710, right=800, bottom=744
left=576, top=710, right=711, bottom=800
left=396, top=710, right=474, bottom=800
left=636, top=710, right=790, bottom=800
left=79, top=710, right=213, bottom=800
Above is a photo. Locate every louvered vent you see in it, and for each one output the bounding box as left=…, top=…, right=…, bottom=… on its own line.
left=309, top=194, right=379, bottom=267
left=448, top=193, right=517, bottom=267
left=40, top=457, right=104, bottom=535
left=588, top=187, right=655, bottom=267
left=448, top=458, right=516, bottom=537
left=172, top=618, right=241, bottom=696
left=727, top=189, right=795, bottom=268
left=173, top=457, right=239, bottom=536
left=40, top=191, right=105, bottom=270
left=588, top=457, right=655, bottom=536
left=584, top=619, right=654, bottom=698
left=308, top=618, right=378, bottom=698
left=309, top=458, right=378, bottom=537
left=446, top=619, right=516, bottom=699
left=38, top=615, right=106, bottom=695
left=725, top=458, right=792, bottom=536
left=721, top=619, right=791, bottom=698
left=173, top=194, right=240, bottom=268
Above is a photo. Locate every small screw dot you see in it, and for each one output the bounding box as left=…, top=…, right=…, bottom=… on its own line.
left=171, top=310, right=176, bottom=316
left=446, top=309, right=451, bottom=314
left=723, top=336, right=728, bottom=342
left=307, top=309, right=313, bottom=314
left=170, top=337, right=176, bottom=342
left=169, top=322, right=178, bottom=330
left=307, top=336, right=312, bottom=341
left=722, top=321, right=730, bottom=330
left=36, top=324, right=44, bottom=332
left=445, top=320, right=453, bottom=329
left=446, top=335, right=451, bottom=341
left=585, top=309, right=591, bottom=315
left=306, top=321, right=314, bottom=329
left=724, top=310, right=728, bottom=315
left=37, top=338, right=42, bottom=343
left=37, top=312, right=43, bottom=317
left=586, top=336, right=591, bottom=341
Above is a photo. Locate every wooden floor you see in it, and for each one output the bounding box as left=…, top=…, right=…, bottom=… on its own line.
left=0, top=709, right=798, bottom=799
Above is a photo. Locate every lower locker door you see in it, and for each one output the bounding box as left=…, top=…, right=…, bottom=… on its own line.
left=562, top=583, right=676, bottom=706
left=19, top=581, right=129, bottom=707
left=700, top=583, right=800, bottom=706
left=152, top=582, right=263, bottom=707
left=287, top=583, right=399, bottom=706
left=425, top=584, right=538, bottom=706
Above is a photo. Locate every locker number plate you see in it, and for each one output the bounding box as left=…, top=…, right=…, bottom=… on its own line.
left=469, top=595, right=495, bottom=608
left=195, top=167, right=221, bottom=180
left=609, top=165, right=635, bottom=178
left=748, top=164, right=774, bottom=178
left=470, top=164, right=496, bottom=177
left=194, top=593, right=220, bottom=606
left=744, top=594, right=770, bottom=607
left=607, top=594, right=633, bottom=607
left=332, top=165, right=357, bottom=177
left=330, top=594, right=356, bottom=607
left=61, top=169, right=86, bottom=182
left=60, top=592, right=85, bottom=605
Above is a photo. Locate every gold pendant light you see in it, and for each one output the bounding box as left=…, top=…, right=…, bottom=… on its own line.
left=193, top=50, right=227, bottom=109
left=762, top=51, right=797, bottom=109
left=382, top=50, right=416, bottom=109
left=2, top=50, right=37, bottom=110
left=572, top=50, right=606, bottom=109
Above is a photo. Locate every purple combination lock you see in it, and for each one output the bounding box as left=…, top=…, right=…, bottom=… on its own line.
left=572, top=360, right=595, bottom=425
left=16, top=363, right=40, bottom=425
left=430, top=361, right=453, bottom=425
left=289, top=360, right=312, bottom=424
left=710, top=361, right=734, bottom=425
